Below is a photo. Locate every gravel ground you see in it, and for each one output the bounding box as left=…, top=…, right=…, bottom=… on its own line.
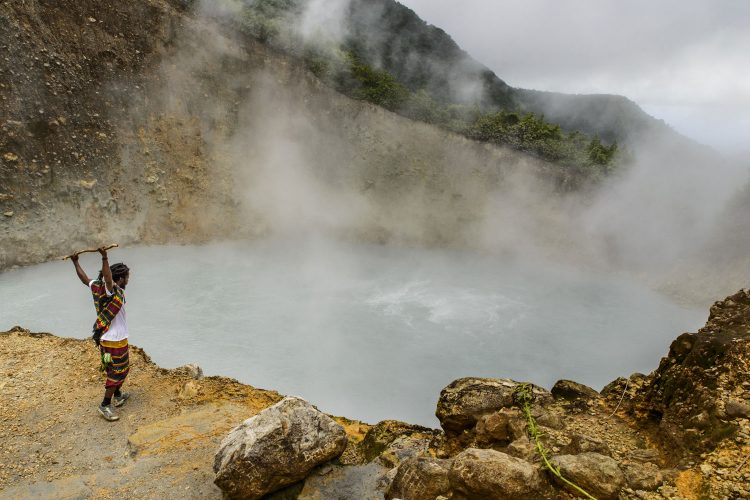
left=0, top=327, right=283, bottom=498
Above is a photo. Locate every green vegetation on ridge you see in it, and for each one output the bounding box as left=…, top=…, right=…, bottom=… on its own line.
left=222, top=0, right=621, bottom=181
left=332, top=53, right=619, bottom=173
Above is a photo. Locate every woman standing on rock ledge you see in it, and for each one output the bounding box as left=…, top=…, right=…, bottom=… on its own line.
left=70, top=247, right=131, bottom=422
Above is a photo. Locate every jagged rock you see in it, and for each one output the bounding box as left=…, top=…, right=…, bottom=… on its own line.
left=506, top=435, right=535, bottom=460
left=551, top=380, right=600, bottom=400
left=213, top=396, right=348, bottom=499
left=377, top=434, right=431, bottom=469
left=635, top=289, right=750, bottom=455
left=436, top=378, right=517, bottom=433
left=386, top=456, right=452, bottom=500
left=449, top=448, right=544, bottom=498
left=536, top=410, right=565, bottom=430
left=602, top=373, right=648, bottom=399
left=177, top=380, right=199, bottom=399
left=436, top=378, right=550, bottom=433
left=474, top=408, right=525, bottom=444
left=360, top=420, right=436, bottom=462
left=551, top=452, right=625, bottom=499
left=622, top=462, right=663, bottom=491
left=174, top=363, right=203, bottom=379
left=668, top=333, right=697, bottom=362
left=563, top=433, right=611, bottom=456
left=725, top=399, right=750, bottom=419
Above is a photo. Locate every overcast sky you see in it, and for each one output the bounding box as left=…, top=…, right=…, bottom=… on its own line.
left=398, top=0, right=750, bottom=154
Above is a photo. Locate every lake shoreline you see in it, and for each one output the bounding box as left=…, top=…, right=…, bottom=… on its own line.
left=2, top=289, right=749, bottom=498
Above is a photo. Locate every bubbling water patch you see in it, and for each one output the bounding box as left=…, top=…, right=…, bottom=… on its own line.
left=0, top=237, right=705, bottom=426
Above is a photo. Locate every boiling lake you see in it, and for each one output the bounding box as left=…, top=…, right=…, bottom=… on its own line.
left=0, top=237, right=705, bottom=427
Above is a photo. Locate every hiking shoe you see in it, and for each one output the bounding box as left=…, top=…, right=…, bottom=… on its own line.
left=113, top=392, right=130, bottom=407
left=98, top=404, right=119, bottom=421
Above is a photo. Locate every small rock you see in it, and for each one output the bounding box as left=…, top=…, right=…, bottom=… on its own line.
left=564, top=433, right=611, bottom=456
left=725, top=399, right=750, bottom=419
left=79, top=179, right=97, bottom=190
left=360, top=420, right=435, bottom=463
left=506, top=435, right=535, bottom=460
left=475, top=408, right=525, bottom=444
left=299, top=462, right=390, bottom=500
left=449, top=448, right=544, bottom=498
left=536, top=412, right=565, bottom=430
left=551, top=452, right=625, bottom=499
left=716, top=456, right=733, bottom=468
left=177, top=380, right=199, bottom=399
left=3, top=152, right=18, bottom=162
left=551, top=380, right=600, bottom=400
left=386, top=457, right=452, bottom=500
left=622, top=462, right=663, bottom=491
left=668, top=333, right=697, bottom=361
left=377, top=434, right=431, bottom=468
left=3, top=211, right=13, bottom=217
left=627, top=448, right=660, bottom=463
left=175, top=363, right=203, bottom=379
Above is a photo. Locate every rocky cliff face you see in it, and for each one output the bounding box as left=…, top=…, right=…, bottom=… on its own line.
left=1, top=0, right=557, bottom=270
left=635, top=290, right=750, bottom=454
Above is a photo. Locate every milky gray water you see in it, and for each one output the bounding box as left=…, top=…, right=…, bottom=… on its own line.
left=0, top=237, right=705, bottom=426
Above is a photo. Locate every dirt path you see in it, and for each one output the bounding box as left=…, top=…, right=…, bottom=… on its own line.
left=0, top=327, right=283, bottom=498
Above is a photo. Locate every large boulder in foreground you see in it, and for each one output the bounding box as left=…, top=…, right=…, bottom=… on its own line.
left=449, top=448, right=544, bottom=498
left=213, top=396, right=348, bottom=499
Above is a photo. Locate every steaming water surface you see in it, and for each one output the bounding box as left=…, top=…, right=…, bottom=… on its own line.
left=0, top=238, right=705, bottom=426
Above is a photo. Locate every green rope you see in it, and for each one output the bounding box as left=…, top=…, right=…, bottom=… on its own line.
left=514, top=383, right=597, bottom=500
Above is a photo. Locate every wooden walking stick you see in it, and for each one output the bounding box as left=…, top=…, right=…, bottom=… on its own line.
left=61, top=243, right=119, bottom=260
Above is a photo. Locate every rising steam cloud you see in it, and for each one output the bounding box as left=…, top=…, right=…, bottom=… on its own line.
left=141, top=0, right=749, bottom=306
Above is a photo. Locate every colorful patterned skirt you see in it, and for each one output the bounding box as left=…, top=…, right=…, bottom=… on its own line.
left=100, top=338, right=130, bottom=388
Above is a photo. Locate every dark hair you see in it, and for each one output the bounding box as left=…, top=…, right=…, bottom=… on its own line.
left=97, top=263, right=130, bottom=282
